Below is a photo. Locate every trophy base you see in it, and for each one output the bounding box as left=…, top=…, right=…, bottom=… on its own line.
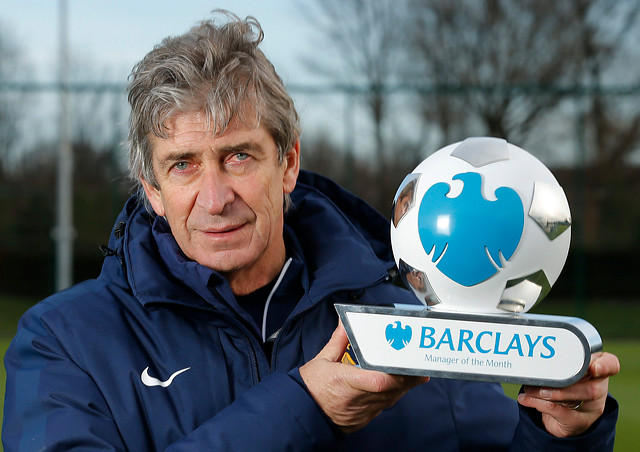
left=336, top=304, right=602, bottom=388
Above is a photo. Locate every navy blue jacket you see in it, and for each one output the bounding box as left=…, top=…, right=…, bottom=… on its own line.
left=3, top=171, right=617, bottom=451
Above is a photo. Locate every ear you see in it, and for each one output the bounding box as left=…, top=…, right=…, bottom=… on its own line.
left=140, top=177, right=166, bottom=217
left=282, top=138, right=300, bottom=195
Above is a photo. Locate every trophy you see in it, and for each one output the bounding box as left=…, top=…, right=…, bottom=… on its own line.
left=337, top=137, right=601, bottom=387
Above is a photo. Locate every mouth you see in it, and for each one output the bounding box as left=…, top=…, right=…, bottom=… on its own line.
left=199, top=222, right=248, bottom=238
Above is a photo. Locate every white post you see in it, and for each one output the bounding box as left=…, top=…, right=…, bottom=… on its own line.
left=55, top=0, right=73, bottom=291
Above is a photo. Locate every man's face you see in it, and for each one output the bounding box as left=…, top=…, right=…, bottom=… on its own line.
left=141, top=112, right=299, bottom=293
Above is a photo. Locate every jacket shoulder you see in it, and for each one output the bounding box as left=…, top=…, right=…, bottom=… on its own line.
left=12, top=279, right=134, bottom=353
left=359, top=279, right=423, bottom=308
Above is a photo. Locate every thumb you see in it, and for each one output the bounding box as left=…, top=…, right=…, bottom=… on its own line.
left=317, top=321, right=350, bottom=362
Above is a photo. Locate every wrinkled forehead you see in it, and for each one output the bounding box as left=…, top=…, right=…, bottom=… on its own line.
left=160, top=105, right=262, bottom=140
left=150, top=110, right=273, bottom=156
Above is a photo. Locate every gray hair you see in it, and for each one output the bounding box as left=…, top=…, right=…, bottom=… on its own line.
left=126, top=10, right=300, bottom=209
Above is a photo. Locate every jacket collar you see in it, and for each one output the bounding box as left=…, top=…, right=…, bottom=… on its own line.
left=105, top=171, right=392, bottom=311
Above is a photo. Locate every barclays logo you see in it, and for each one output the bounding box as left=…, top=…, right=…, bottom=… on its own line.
left=418, top=172, right=524, bottom=286
left=386, top=321, right=412, bottom=350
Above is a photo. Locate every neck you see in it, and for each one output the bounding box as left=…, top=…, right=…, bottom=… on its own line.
left=225, top=239, right=287, bottom=296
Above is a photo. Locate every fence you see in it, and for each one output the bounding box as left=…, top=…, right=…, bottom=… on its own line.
left=0, top=81, right=639, bottom=299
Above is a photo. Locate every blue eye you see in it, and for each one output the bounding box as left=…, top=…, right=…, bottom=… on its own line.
left=235, top=152, right=249, bottom=161
left=175, top=162, right=189, bottom=171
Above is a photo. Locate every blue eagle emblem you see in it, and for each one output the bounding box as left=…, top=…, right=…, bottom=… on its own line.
left=418, top=172, right=524, bottom=286
left=385, top=321, right=412, bottom=350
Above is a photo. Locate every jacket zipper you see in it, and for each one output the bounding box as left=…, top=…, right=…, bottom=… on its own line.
left=268, top=271, right=392, bottom=370
left=227, top=316, right=268, bottom=383
left=178, top=304, right=269, bottom=384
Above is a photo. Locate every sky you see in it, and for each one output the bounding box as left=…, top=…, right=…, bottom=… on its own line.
left=1, top=0, right=356, bottom=155
left=1, top=0, right=317, bottom=84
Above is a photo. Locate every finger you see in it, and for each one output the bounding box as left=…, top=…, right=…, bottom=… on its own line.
left=518, top=393, right=581, bottom=413
left=518, top=386, right=606, bottom=437
left=521, top=373, right=611, bottom=417
left=522, top=352, right=619, bottom=403
left=518, top=352, right=619, bottom=438
left=522, top=381, right=606, bottom=407
left=589, top=352, right=620, bottom=379
left=348, top=369, right=429, bottom=396
left=316, top=322, right=350, bottom=362
left=392, top=374, right=431, bottom=389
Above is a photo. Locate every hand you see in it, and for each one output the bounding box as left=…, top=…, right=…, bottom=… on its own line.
left=299, top=322, right=429, bottom=433
left=518, top=352, right=620, bottom=437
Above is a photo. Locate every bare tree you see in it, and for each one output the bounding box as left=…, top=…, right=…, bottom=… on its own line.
left=571, top=0, right=640, bottom=250
left=300, top=0, right=640, bottom=250
left=406, top=0, right=590, bottom=147
left=0, top=23, right=29, bottom=175
left=404, top=0, right=640, bottom=250
left=298, top=0, right=409, bottom=207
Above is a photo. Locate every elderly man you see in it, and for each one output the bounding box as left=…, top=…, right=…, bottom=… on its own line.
left=3, top=11, right=618, bottom=451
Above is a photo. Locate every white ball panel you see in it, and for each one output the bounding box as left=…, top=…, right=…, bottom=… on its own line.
left=391, top=138, right=571, bottom=314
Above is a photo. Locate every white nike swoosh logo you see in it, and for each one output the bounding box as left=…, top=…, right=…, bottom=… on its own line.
left=141, top=366, right=191, bottom=388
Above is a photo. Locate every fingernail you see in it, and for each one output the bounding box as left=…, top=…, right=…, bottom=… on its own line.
left=539, top=389, right=553, bottom=399
left=593, top=362, right=601, bottom=376
left=517, top=394, right=525, bottom=404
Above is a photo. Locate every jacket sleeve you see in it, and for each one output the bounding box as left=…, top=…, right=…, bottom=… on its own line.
left=3, top=305, right=338, bottom=452
left=2, top=304, right=128, bottom=452
left=445, top=379, right=618, bottom=451
left=507, top=396, right=618, bottom=452
left=165, top=369, right=337, bottom=452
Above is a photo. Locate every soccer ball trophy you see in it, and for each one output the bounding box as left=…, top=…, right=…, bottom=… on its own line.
left=336, top=137, right=602, bottom=387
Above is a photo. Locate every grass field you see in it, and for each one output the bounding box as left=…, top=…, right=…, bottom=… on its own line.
left=0, top=296, right=638, bottom=451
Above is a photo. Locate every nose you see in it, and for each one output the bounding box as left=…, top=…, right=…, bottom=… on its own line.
left=196, top=168, right=235, bottom=215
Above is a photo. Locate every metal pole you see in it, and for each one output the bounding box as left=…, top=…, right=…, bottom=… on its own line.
left=573, top=96, right=587, bottom=317
left=55, top=0, right=73, bottom=291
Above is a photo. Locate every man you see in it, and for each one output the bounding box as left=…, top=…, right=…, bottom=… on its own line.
left=3, top=11, right=619, bottom=451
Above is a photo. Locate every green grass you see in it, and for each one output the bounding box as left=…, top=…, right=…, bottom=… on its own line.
left=1, top=297, right=638, bottom=451
left=607, top=341, right=640, bottom=452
